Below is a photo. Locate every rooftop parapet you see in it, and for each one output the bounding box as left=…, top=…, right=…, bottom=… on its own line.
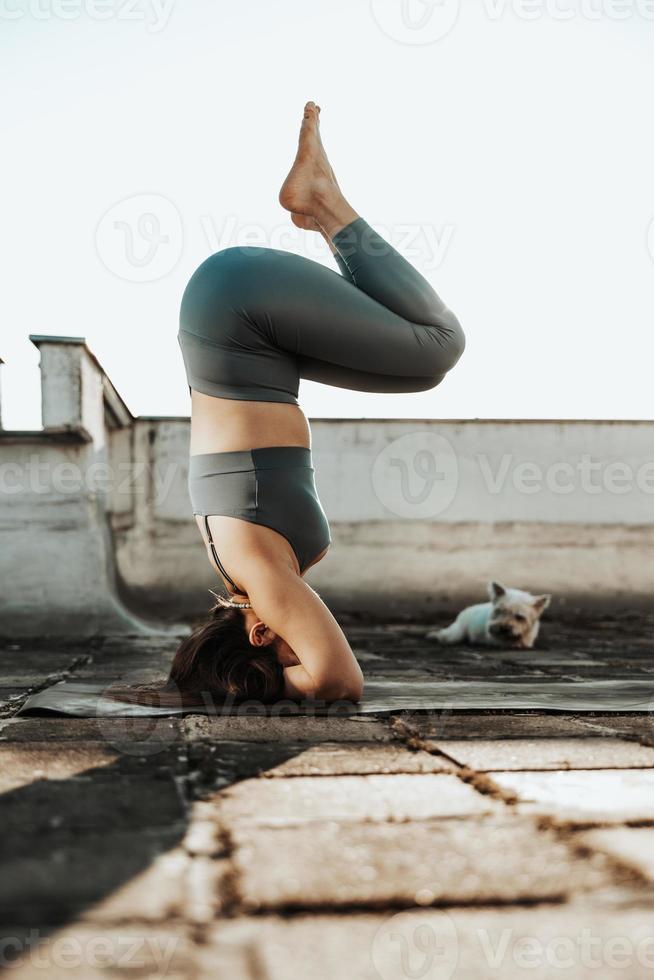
left=28, top=335, right=133, bottom=445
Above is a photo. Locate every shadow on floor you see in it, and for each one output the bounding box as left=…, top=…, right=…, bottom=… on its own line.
left=0, top=737, right=305, bottom=966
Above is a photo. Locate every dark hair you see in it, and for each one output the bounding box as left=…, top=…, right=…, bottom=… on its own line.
left=109, top=600, right=285, bottom=707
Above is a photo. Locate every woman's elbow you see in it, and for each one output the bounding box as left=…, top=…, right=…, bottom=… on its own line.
left=315, top=674, right=364, bottom=703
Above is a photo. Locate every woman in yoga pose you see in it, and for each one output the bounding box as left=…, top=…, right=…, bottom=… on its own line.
left=168, top=102, right=464, bottom=705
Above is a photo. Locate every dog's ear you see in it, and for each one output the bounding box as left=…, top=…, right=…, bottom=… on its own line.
left=532, top=594, right=551, bottom=614
left=488, top=581, right=506, bottom=602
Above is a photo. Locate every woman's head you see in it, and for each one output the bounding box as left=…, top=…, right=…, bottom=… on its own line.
left=168, top=597, right=288, bottom=701
left=111, top=597, right=296, bottom=707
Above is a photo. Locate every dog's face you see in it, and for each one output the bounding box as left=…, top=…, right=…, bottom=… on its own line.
left=487, top=581, right=551, bottom=648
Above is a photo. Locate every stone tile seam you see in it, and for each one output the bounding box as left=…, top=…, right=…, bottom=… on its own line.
left=390, top=719, right=654, bottom=900
left=564, top=833, right=654, bottom=891
left=233, top=893, right=571, bottom=917
left=388, top=717, right=520, bottom=806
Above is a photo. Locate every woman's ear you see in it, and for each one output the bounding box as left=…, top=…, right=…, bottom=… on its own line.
left=248, top=620, right=275, bottom=648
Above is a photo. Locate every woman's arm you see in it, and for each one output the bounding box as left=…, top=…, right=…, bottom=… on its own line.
left=238, top=560, right=364, bottom=702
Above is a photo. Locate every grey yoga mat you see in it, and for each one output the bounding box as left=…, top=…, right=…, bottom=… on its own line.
left=16, top=679, right=654, bottom=718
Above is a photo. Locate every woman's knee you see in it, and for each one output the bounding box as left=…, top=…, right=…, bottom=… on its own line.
left=423, top=311, right=465, bottom=377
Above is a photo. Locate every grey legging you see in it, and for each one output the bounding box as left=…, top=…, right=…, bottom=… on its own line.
left=178, top=217, right=464, bottom=403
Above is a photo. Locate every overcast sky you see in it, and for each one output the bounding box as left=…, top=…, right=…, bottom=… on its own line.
left=2, top=0, right=654, bottom=428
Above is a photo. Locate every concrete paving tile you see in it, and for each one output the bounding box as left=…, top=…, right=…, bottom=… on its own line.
left=0, top=742, right=189, bottom=793
left=2, top=923, right=194, bottom=979
left=578, top=827, right=654, bottom=882
left=187, top=742, right=453, bottom=795
left=0, top=775, right=185, bottom=836
left=0, top=743, right=122, bottom=792
left=433, top=738, right=654, bottom=772
left=492, top=770, right=654, bottom=824
left=0, top=830, right=184, bottom=926
left=219, top=773, right=497, bottom=827
left=577, top=716, right=654, bottom=745
left=185, top=741, right=311, bottom=796
left=0, top=717, right=183, bottom=745
left=0, top=648, right=85, bottom=687
left=80, top=848, right=191, bottom=924
left=181, top=714, right=391, bottom=743
left=396, top=713, right=591, bottom=740
left=262, top=743, right=456, bottom=776
left=210, top=909, right=654, bottom=980
left=230, top=816, right=610, bottom=910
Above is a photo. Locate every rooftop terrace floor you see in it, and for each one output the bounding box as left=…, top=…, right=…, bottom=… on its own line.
left=1, top=613, right=654, bottom=977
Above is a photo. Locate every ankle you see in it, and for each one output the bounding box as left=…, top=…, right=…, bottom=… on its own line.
left=313, top=188, right=358, bottom=241
left=319, top=202, right=359, bottom=242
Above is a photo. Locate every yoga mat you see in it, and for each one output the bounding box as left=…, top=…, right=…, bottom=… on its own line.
left=15, top=679, right=654, bottom=717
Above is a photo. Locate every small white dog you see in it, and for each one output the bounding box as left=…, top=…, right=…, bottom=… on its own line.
left=427, top=582, right=551, bottom=649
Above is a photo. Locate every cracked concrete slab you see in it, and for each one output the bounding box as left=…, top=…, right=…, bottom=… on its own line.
left=576, top=716, right=654, bottom=746
left=0, top=646, right=89, bottom=688
left=218, top=773, right=497, bottom=827
left=181, top=714, right=391, bottom=743
left=492, top=770, right=654, bottom=824
left=393, top=713, right=595, bottom=740
left=3, top=618, right=654, bottom=975
left=432, top=738, right=654, bottom=772
left=230, top=816, right=613, bottom=910
left=261, top=743, right=456, bottom=776
left=0, top=717, right=183, bottom=745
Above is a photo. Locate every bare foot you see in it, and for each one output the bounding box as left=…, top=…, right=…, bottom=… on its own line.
left=279, top=102, right=358, bottom=240
left=290, top=212, right=320, bottom=232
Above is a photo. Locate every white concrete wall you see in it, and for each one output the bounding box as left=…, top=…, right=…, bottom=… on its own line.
left=1, top=335, right=653, bottom=634
left=0, top=338, right=158, bottom=636
left=0, top=437, right=143, bottom=634
left=110, top=417, right=654, bottom=619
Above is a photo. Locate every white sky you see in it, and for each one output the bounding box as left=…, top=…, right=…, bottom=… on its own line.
left=2, top=0, right=654, bottom=428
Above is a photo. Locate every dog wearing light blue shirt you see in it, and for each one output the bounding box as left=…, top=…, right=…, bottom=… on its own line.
left=427, top=582, right=551, bottom=649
